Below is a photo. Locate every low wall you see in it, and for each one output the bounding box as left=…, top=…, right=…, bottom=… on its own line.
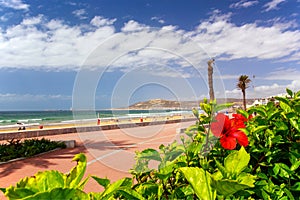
left=0, top=118, right=195, bottom=141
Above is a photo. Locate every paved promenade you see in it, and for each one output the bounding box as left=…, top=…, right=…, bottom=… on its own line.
left=0, top=121, right=194, bottom=199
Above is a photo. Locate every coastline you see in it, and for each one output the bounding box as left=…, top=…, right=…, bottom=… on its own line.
left=0, top=114, right=196, bottom=141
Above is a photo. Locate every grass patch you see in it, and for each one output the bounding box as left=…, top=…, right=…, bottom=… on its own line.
left=0, top=138, right=66, bottom=162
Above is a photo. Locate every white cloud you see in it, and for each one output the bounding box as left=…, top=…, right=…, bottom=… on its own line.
left=265, top=68, right=300, bottom=80
left=90, top=16, right=116, bottom=27
left=219, top=74, right=241, bottom=80
left=225, top=80, right=300, bottom=99
left=21, top=15, right=43, bottom=25
left=151, top=16, right=165, bottom=24
left=225, top=88, right=241, bottom=98
left=230, top=0, right=259, bottom=9
left=0, top=12, right=14, bottom=22
left=0, top=93, right=71, bottom=102
left=0, top=0, right=29, bottom=10
left=0, top=16, right=116, bottom=69
left=121, top=20, right=149, bottom=32
left=192, top=11, right=300, bottom=61
left=263, top=0, right=286, bottom=12
left=66, top=1, right=77, bottom=6
left=72, top=9, right=87, bottom=19
left=0, top=12, right=299, bottom=79
left=253, top=80, right=300, bottom=97
left=287, top=80, right=300, bottom=91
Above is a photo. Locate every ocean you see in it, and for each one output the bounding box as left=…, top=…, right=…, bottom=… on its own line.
left=0, top=110, right=192, bottom=128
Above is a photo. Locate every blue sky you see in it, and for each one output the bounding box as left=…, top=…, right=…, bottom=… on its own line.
left=0, top=0, right=299, bottom=110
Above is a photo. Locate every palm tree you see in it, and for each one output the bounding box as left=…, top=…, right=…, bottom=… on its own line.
left=207, top=59, right=215, bottom=101
left=237, top=75, right=251, bottom=110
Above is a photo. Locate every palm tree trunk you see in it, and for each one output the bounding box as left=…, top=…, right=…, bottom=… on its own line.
left=208, top=59, right=215, bottom=101
left=242, top=90, right=246, bottom=110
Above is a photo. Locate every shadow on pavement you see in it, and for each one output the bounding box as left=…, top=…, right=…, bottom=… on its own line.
left=0, top=146, right=87, bottom=178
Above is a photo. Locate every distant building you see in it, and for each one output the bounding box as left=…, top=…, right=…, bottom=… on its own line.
left=248, top=93, right=287, bottom=108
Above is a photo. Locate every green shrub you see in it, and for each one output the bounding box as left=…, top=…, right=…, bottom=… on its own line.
left=240, top=88, right=300, bottom=199
left=0, top=138, right=66, bottom=162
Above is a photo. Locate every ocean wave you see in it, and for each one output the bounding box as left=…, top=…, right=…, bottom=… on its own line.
left=17, top=119, right=43, bottom=123
left=0, top=120, right=17, bottom=123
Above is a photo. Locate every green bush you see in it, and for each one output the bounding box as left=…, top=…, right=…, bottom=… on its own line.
left=0, top=138, right=66, bottom=162
left=1, top=89, right=299, bottom=199
left=240, top=88, right=300, bottom=199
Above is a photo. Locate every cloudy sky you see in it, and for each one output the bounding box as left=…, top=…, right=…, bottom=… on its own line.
left=0, top=0, right=299, bottom=110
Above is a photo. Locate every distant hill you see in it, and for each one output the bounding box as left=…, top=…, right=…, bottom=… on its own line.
left=127, top=98, right=255, bottom=110
left=128, top=99, right=181, bottom=110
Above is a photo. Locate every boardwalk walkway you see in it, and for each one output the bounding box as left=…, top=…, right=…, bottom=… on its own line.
left=0, top=121, right=194, bottom=199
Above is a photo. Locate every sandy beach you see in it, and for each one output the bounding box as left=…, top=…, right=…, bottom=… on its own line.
left=0, top=112, right=194, bottom=134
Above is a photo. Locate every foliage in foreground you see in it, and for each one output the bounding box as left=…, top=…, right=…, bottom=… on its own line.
left=1, top=88, right=300, bottom=199
left=0, top=138, right=66, bottom=162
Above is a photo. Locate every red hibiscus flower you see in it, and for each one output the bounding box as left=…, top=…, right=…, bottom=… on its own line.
left=211, top=113, right=249, bottom=150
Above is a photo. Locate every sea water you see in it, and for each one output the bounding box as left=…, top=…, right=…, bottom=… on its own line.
left=0, top=110, right=192, bottom=128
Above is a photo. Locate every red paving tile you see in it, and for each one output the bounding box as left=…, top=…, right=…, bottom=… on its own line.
left=0, top=121, right=194, bottom=199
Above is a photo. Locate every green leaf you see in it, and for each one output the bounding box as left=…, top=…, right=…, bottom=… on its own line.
left=212, top=179, right=251, bottom=197
left=77, top=176, right=90, bottom=190
left=23, top=188, right=89, bottom=200
left=164, top=147, right=184, bottom=162
left=100, top=178, right=132, bottom=198
left=257, top=173, right=268, bottom=180
left=275, top=121, right=288, bottom=131
left=294, top=104, right=300, bottom=113
left=179, top=167, right=216, bottom=200
left=186, top=142, right=202, bottom=156
left=91, top=176, right=110, bottom=189
left=211, top=171, right=223, bottom=181
left=0, top=188, right=5, bottom=193
left=215, top=160, right=227, bottom=178
left=157, top=163, right=175, bottom=180
left=5, top=187, right=35, bottom=199
left=237, top=172, right=256, bottom=187
left=237, top=109, right=249, bottom=119
left=65, top=153, right=87, bottom=188
left=185, top=125, right=198, bottom=137
left=16, top=170, right=64, bottom=193
left=138, top=149, right=161, bottom=162
left=291, top=160, right=300, bottom=171
left=295, top=90, right=300, bottom=98
left=261, top=189, right=270, bottom=200
left=286, top=88, right=293, bottom=98
left=214, top=103, right=233, bottom=113
left=157, top=184, right=163, bottom=199
left=135, top=182, right=158, bottom=197
left=200, top=103, right=212, bottom=115
left=249, top=107, right=267, bottom=117
left=173, top=185, right=194, bottom=199
left=275, top=96, right=290, bottom=105
left=35, top=171, right=65, bottom=191
left=291, top=182, right=300, bottom=191
left=192, top=108, right=199, bottom=118
left=224, top=147, right=250, bottom=176
left=290, top=119, right=300, bottom=132
left=283, top=188, right=295, bottom=200
left=278, top=164, right=292, bottom=178
left=252, top=125, right=268, bottom=134
left=267, top=110, right=281, bottom=121
left=117, top=188, right=145, bottom=200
